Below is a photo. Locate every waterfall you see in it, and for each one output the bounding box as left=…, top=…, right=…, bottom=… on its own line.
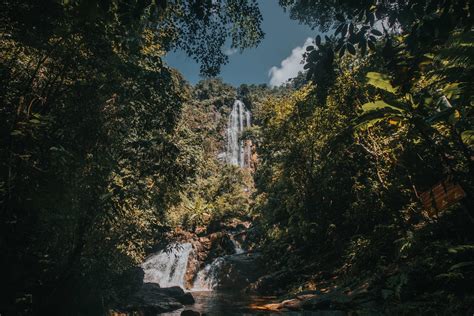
left=190, top=257, right=224, bottom=291
left=141, top=243, right=192, bottom=288
left=230, top=235, right=244, bottom=254
left=191, top=234, right=245, bottom=291
left=226, top=100, right=251, bottom=168
left=140, top=236, right=246, bottom=292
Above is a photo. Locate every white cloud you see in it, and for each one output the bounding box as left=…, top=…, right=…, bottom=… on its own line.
left=224, top=47, right=239, bottom=56
left=268, top=37, right=313, bottom=87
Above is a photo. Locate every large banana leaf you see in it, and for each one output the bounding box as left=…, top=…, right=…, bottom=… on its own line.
left=353, top=107, right=406, bottom=131
left=361, top=100, right=406, bottom=113
left=366, top=72, right=398, bottom=94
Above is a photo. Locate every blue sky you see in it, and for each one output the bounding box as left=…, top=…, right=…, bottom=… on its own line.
left=164, top=1, right=319, bottom=87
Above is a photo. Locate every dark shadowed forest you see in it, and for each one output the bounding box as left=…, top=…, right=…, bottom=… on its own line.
left=1, top=1, right=473, bottom=315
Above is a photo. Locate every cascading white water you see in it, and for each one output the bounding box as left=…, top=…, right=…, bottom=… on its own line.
left=226, top=100, right=251, bottom=168
left=230, top=235, right=244, bottom=254
left=191, top=234, right=245, bottom=291
left=141, top=243, right=192, bottom=288
left=190, top=257, right=225, bottom=291
left=140, top=237, right=245, bottom=292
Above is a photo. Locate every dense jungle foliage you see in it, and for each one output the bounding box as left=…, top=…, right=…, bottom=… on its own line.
left=252, top=0, right=474, bottom=313
left=1, top=0, right=473, bottom=315
left=165, top=79, right=256, bottom=231
left=0, top=0, right=263, bottom=314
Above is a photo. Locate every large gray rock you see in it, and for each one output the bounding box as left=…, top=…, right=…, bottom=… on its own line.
left=248, top=269, right=294, bottom=294
left=156, top=286, right=195, bottom=304
left=215, top=252, right=263, bottom=289
left=181, top=310, right=201, bottom=316
left=122, top=283, right=194, bottom=314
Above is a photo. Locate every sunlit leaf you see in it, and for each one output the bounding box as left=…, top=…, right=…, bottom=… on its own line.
left=442, top=83, right=462, bottom=100
left=361, top=100, right=404, bottom=113
left=366, top=72, right=398, bottom=94
left=461, top=130, right=474, bottom=148
left=388, top=117, right=402, bottom=126
left=11, top=130, right=23, bottom=136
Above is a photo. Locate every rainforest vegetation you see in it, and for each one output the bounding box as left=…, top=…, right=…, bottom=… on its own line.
left=1, top=0, right=473, bottom=315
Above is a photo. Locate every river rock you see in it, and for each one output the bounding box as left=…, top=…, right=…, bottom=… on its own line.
left=158, top=286, right=195, bottom=304
left=248, top=269, right=294, bottom=294
left=215, top=252, right=263, bottom=289
left=181, top=310, right=201, bottom=316
left=122, top=283, right=194, bottom=314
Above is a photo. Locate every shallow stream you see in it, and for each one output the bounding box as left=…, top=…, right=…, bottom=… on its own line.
left=162, top=291, right=346, bottom=316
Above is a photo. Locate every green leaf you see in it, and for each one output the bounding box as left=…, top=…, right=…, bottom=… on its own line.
left=448, top=244, right=474, bottom=254
left=366, top=72, right=398, bottom=94
left=368, top=40, right=376, bottom=51
left=335, top=23, right=344, bottom=35
left=339, top=45, right=346, bottom=57
left=361, top=100, right=405, bottom=113
left=354, top=117, right=387, bottom=131
left=353, top=107, right=405, bottom=131
left=442, top=83, right=462, bottom=100
left=10, top=130, right=23, bottom=136
left=347, top=43, right=356, bottom=55
left=461, top=130, right=474, bottom=147
left=449, top=261, right=474, bottom=271
left=100, top=192, right=114, bottom=202
left=315, top=35, right=321, bottom=46
left=435, top=272, right=464, bottom=280
left=371, top=29, right=383, bottom=36
left=342, top=24, right=348, bottom=36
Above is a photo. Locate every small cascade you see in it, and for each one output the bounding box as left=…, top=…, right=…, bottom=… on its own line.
left=226, top=100, right=251, bottom=168
left=191, top=257, right=224, bottom=291
left=141, top=243, right=192, bottom=288
left=230, top=235, right=244, bottom=254
left=191, top=233, right=245, bottom=291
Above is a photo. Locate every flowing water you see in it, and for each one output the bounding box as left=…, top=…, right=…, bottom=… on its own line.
left=161, top=291, right=346, bottom=315
left=140, top=240, right=280, bottom=315
left=141, top=243, right=193, bottom=288
left=125, top=98, right=347, bottom=314
left=190, top=257, right=225, bottom=291
left=161, top=291, right=280, bottom=315
left=138, top=239, right=347, bottom=315
left=230, top=234, right=245, bottom=254
left=226, top=100, right=251, bottom=168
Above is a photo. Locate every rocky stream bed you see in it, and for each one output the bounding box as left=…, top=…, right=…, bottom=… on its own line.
left=108, top=222, right=381, bottom=316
